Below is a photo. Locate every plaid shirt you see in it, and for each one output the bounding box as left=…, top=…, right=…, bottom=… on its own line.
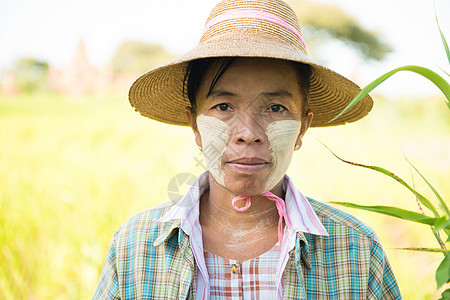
left=204, top=243, right=280, bottom=299
left=94, top=172, right=402, bottom=299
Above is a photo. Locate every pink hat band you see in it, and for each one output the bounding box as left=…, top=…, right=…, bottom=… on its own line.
left=203, top=9, right=307, bottom=50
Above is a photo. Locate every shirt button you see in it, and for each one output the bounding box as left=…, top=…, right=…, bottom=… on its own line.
left=231, top=264, right=238, bottom=274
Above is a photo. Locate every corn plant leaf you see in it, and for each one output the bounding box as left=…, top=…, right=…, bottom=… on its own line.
left=436, top=252, right=450, bottom=289
left=439, top=289, right=450, bottom=300
left=397, top=247, right=449, bottom=254
left=329, top=202, right=448, bottom=228
left=442, top=230, right=450, bottom=243
left=404, top=156, right=450, bottom=218
left=434, top=217, right=450, bottom=231
left=438, top=65, right=450, bottom=78
left=436, top=12, right=450, bottom=65
left=329, top=65, right=450, bottom=122
left=434, top=217, right=450, bottom=232
left=321, top=143, right=440, bottom=216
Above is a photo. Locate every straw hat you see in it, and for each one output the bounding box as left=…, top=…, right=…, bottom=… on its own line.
left=129, top=0, right=373, bottom=127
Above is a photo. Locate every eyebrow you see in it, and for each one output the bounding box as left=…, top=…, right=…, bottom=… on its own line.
left=207, top=90, right=236, bottom=98
left=263, top=91, right=293, bottom=98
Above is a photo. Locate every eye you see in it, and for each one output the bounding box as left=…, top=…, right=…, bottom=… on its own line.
left=268, top=104, right=286, bottom=112
left=214, top=103, right=232, bottom=112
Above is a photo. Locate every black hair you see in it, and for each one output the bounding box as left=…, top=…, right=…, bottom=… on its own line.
left=183, top=57, right=311, bottom=116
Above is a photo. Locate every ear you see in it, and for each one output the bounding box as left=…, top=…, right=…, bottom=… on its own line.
left=295, top=111, right=313, bottom=150
left=185, top=108, right=203, bottom=148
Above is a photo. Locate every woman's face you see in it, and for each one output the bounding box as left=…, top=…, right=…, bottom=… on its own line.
left=188, top=57, right=313, bottom=196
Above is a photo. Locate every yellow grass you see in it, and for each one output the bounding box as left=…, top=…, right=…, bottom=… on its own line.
left=0, top=92, right=448, bottom=299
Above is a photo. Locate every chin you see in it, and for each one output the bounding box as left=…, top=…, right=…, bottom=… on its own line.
left=223, top=175, right=268, bottom=196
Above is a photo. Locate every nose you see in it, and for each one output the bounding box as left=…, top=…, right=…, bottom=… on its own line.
left=231, top=112, right=266, bottom=145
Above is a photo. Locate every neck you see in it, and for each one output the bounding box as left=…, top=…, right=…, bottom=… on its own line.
left=199, top=173, right=285, bottom=232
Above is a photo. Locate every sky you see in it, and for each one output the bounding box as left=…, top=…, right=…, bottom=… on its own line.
left=0, top=0, right=449, bottom=97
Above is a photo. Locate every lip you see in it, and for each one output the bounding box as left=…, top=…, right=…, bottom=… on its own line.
left=228, top=157, right=268, bottom=164
left=226, top=157, right=270, bottom=174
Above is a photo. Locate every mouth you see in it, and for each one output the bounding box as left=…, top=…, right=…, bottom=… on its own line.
left=226, top=157, right=270, bottom=174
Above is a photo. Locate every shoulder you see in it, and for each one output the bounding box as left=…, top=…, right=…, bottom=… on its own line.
left=298, top=199, right=401, bottom=298
left=305, top=198, right=390, bottom=275
left=112, top=200, right=177, bottom=245
left=94, top=200, right=192, bottom=298
left=307, top=197, right=378, bottom=241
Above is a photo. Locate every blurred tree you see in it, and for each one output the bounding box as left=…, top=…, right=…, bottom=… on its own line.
left=112, top=41, right=174, bottom=74
left=286, top=0, right=392, bottom=60
left=14, top=58, right=49, bottom=93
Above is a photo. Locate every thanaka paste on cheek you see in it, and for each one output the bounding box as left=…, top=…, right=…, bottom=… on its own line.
left=196, top=114, right=231, bottom=185
left=264, top=120, right=301, bottom=192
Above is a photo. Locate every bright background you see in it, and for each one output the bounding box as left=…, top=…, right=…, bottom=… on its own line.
left=0, top=0, right=449, bottom=299
left=1, top=0, right=449, bottom=96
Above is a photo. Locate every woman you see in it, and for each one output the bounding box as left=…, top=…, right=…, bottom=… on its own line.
left=94, top=0, right=402, bottom=299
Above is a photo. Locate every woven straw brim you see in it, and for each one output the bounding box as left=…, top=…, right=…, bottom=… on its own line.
left=129, top=34, right=373, bottom=127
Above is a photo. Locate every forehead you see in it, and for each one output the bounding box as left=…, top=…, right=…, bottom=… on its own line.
left=204, top=57, right=301, bottom=87
left=196, top=57, right=304, bottom=104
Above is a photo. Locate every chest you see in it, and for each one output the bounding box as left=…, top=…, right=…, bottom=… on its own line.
left=203, top=243, right=280, bottom=299
left=115, top=230, right=373, bottom=299
left=201, top=221, right=280, bottom=262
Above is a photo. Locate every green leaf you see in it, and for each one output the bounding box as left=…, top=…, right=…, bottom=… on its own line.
left=436, top=11, right=450, bottom=66
left=435, top=218, right=450, bottom=232
left=321, top=143, right=440, bottom=216
left=438, top=288, right=450, bottom=300
left=436, top=252, right=450, bottom=289
left=397, top=247, right=449, bottom=254
left=329, top=65, right=450, bottom=122
left=329, top=202, right=448, bottom=228
left=438, top=65, right=450, bottom=78
left=404, top=156, right=450, bottom=218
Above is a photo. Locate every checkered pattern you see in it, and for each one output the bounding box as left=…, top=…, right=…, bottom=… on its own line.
left=204, top=243, right=280, bottom=299
left=93, top=172, right=402, bottom=299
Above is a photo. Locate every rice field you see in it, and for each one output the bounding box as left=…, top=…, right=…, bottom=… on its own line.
left=0, top=92, right=448, bottom=299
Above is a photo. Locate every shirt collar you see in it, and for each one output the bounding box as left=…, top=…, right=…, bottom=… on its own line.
left=284, top=175, right=329, bottom=236
left=154, top=171, right=328, bottom=246
left=154, top=171, right=210, bottom=241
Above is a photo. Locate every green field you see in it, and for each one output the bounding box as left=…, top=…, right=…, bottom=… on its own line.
left=0, top=92, right=448, bottom=299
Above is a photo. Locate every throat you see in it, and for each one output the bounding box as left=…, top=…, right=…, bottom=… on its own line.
left=199, top=188, right=283, bottom=261
left=201, top=215, right=281, bottom=261
left=200, top=188, right=280, bottom=232
left=199, top=174, right=288, bottom=260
